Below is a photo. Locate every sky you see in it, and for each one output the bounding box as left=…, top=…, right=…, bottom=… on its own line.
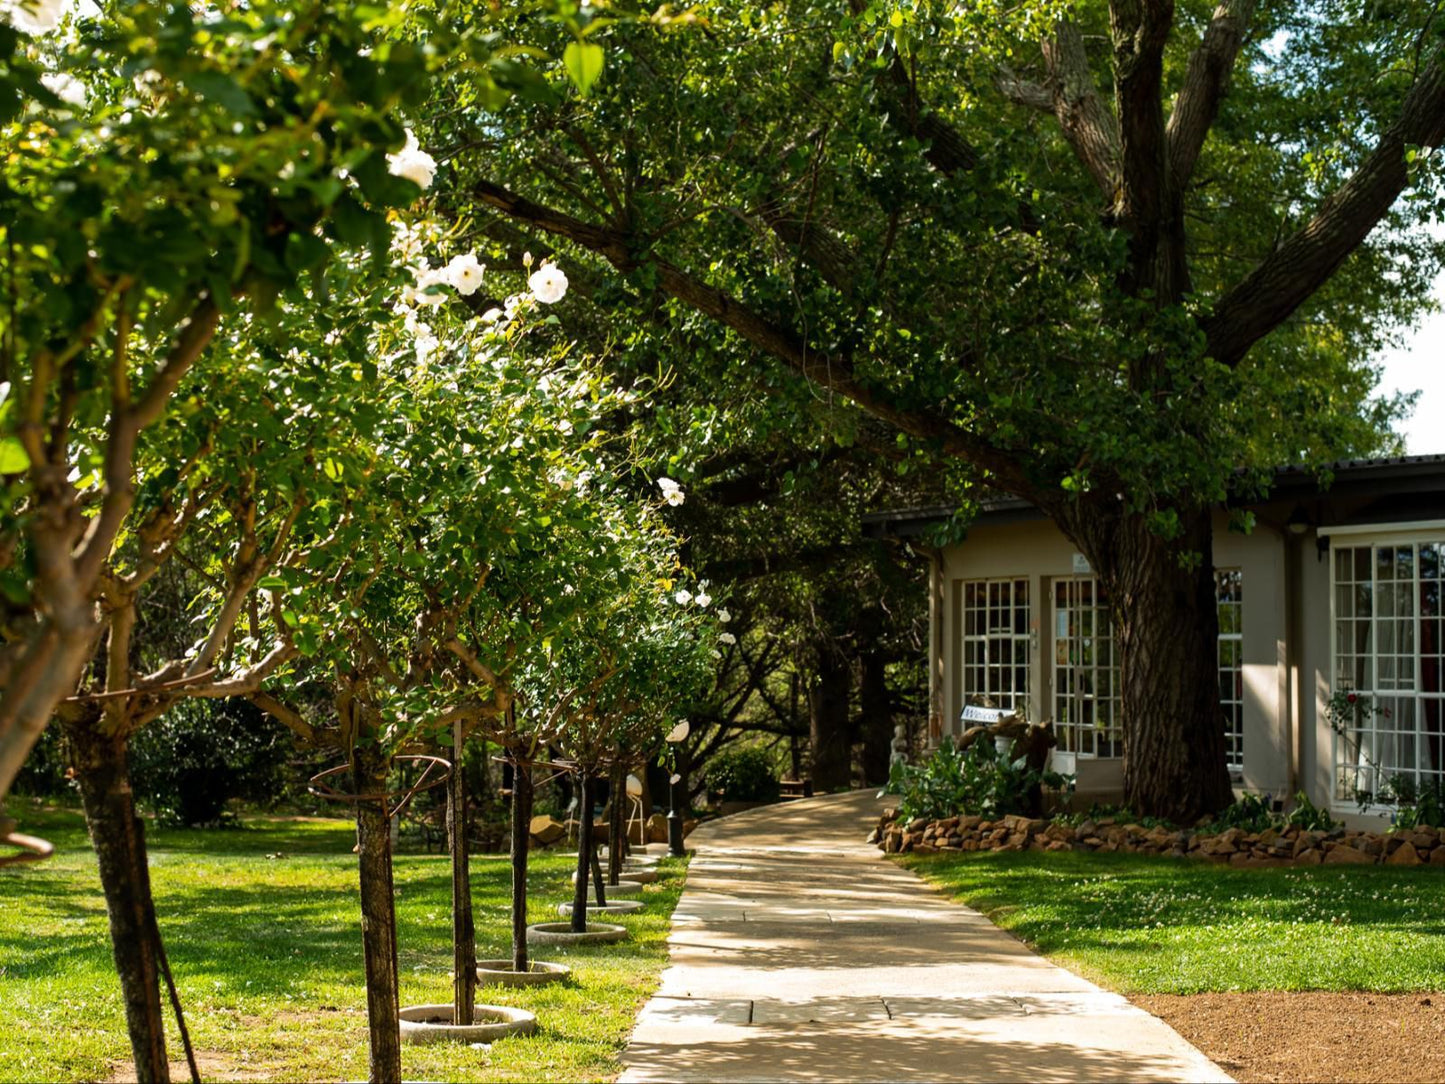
left=1377, top=271, right=1445, bottom=456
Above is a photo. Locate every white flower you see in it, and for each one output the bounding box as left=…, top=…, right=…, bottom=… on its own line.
left=695, top=591, right=712, bottom=608
left=386, top=129, right=436, bottom=191
left=718, top=608, right=731, bottom=624
left=444, top=252, right=485, bottom=296
left=481, top=307, right=504, bottom=324
left=674, top=589, right=693, bottom=605
left=411, top=263, right=448, bottom=306
left=527, top=261, right=568, bottom=304
left=2, top=0, right=71, bottom=35
left=40, top=72, right=85, bottom=108
left=719, top=632, right=736, bottom=646
left=657, top=476, right=685, bottom=507
left=709, top=649, right=722, bottom=660
left=413, top=324, right=439, bottom=364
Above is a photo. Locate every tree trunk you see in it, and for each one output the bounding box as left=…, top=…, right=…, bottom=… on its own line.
left=509, top=756, right=533, bottom=973
left=447, top=727, right=475, bottom=1026
left=807, top=649, right=852, bottom=791
left=570, top=771, right=595, bottom=933
left=1070, top=503, right=1235, bottom=823
left=70, top=724, right=169, bottom=1083
left=607, top=761, right=625, bottom=885
left=353, top=746, right=401, bottom=1083
left=858, top=650, right=893, bottom=786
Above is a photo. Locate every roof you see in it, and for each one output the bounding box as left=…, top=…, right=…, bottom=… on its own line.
left=862, top=454, right=1445, bottom=539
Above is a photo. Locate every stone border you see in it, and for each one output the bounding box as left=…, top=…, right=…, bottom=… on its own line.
left=873, top=810, right=1445, bottom=869
left=570, top=873, right=646, bottom=895
left=557, top=899, right=644, bottom=916
left=476, top=959, right=571, bottom=987
left=619, top=868, right=657, bottom=884
left=526, top=921, right=628, bottom=945
left=398, top=1003, right=536, bottom=1044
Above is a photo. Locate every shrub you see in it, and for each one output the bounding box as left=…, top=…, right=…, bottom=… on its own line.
left=1284, top=791, right=1336, bottom=832
left=1210, top=792, right=1276, bottom=834
left=888, top=737, right=1069, bottom=823
left=129, top=699, right=293, bottom=827
left=704, top=747, right=781, bottom=803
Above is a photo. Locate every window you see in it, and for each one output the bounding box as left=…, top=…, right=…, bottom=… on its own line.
left=1332, top=539, right=1445, bottom=803
left=960, top=578, right=1030, bottom=713
left=1053, top=577, right=1121, bottom=757
left=1217, top=569, right=1244, bottom=774
left=1053, top=571, right=1244, bottom=764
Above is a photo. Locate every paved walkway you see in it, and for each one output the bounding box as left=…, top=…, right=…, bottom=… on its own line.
left=620, top=790, right=1230, bottom=1083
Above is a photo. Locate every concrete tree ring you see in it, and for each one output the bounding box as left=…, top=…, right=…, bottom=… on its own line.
left=398, top=1004, right=536, bottom=1044
left=475, top=959, right=571, bottom=987
left=570, top=872, right=645, bottom=895
left=619, top=868, right=658, bottom=884
left=556, top=899, right=645, bottom=917
left=526, top=921, right=628, bottom=945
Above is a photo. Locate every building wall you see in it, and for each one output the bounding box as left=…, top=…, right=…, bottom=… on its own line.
left=935, top=513, right=1289, bottom=804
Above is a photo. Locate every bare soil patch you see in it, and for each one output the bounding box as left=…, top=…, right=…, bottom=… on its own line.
left=105, top=1052, right=273, bottom=1083
left=1135, top=991, right=1445, bottom=1083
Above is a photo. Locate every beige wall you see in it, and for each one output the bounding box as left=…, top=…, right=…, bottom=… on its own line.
left=934, top=513, right=1289, bottom=802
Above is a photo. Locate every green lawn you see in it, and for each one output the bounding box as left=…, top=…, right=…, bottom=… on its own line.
left=0, top=801, right=685, bottom=1083
left=904, top=849, right=1445, bottom=994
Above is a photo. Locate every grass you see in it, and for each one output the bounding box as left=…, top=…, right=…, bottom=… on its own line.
left=904, top=848, right=1445, bottom=995
left=0, top=799, right=686, bottom=1083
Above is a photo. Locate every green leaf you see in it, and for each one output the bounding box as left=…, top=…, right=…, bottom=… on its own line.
left=562, top=41, right=604, bottom=97
left=0, top=437, right=29, bottom=474
left=185, top=71, right=257, bottom=116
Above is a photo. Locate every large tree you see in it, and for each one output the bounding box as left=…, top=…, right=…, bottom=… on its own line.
left=421, top=0, right=1443, bottom=820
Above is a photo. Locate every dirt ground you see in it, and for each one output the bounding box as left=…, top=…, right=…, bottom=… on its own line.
left=1136, top=991, right=1445, bottom=1083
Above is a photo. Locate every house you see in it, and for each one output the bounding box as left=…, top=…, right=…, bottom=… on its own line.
left=863, top=455, right=1445, bottom=825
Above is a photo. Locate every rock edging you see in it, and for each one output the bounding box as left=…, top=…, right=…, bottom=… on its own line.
left=869, top=809, right=1445, bottom=869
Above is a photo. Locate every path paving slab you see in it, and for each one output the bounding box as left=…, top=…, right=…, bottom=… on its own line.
left=620, top=790, right=1231, bottom=1083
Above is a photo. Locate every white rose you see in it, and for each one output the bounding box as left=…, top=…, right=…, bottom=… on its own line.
left=40, top=72, right=86, bottom=108
left=3, top=0, right=71, bottom=35
left=445, top=252, right=485, bottom=296
left=674, top=589, right=693, bottom=605
left=528, top=261, right=568, bottom=304
left=718, top=608, right=731, bottom=623
left=695, top=591, right=712, bottom=608
left=386, top=129, right=437, bottom=191
left=719, top=632, right=737, bottom=645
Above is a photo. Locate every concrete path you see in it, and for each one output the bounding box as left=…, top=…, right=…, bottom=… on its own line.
left=620, top=790, right=1229, bottom=1083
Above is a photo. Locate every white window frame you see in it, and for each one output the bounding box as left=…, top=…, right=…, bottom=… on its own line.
left=958, top=577, right=1031, bottom=715
left=1216, top=568, right=1245, bottom=777
left=1053, top=576, right=1122, bottom=759
left=1325, top=526, right=1445, bottom=814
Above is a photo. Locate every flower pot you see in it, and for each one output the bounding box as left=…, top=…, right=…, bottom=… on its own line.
left=398, top=1003, right=536, bottom=1045
left=475, top=959, right=571, bottom=987
left=526, top=921, right=628, bottom=945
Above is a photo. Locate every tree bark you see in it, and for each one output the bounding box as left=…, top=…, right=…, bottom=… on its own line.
left=353, top=746, right=401, bottom=1083
left=70, top=724, right=169, bottom=1083
left=509, top=757, right=533, bottom=974
left=858, top=650, right=893, bottom=786
left=1068, top=504, right=1235, bottom=822
left=447, top=728, right=475, bottom=1027
left=807, top=649, right=853, bottom=791
left=570, top=771, right=595, bottom=933
left=607, top=760, right=625, bottom=885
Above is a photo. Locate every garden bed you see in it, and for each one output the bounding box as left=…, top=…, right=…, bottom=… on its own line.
left=873, top=808, right=1445, bottom=868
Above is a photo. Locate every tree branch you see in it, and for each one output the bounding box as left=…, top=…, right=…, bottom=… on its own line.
left=1201, top=51, right=1445, bottom=366
left=1165, top=0, right=1257, bottom=189
left=467, top=178, right=1038, bottom=498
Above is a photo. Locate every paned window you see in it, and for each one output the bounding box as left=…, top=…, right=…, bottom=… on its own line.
left=1332, top=540, right=1445, bottom=802
left=1053, top=577, right=1121, bottom=757
left=1217, top=570, right=1244, bottom=774
left=1054, top=571, right=1245, bottom=764
left=960, top=578, right=1030, bottom=714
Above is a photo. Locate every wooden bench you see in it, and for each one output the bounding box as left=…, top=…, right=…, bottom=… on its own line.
left=780, top=778, right=813, bottom=800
